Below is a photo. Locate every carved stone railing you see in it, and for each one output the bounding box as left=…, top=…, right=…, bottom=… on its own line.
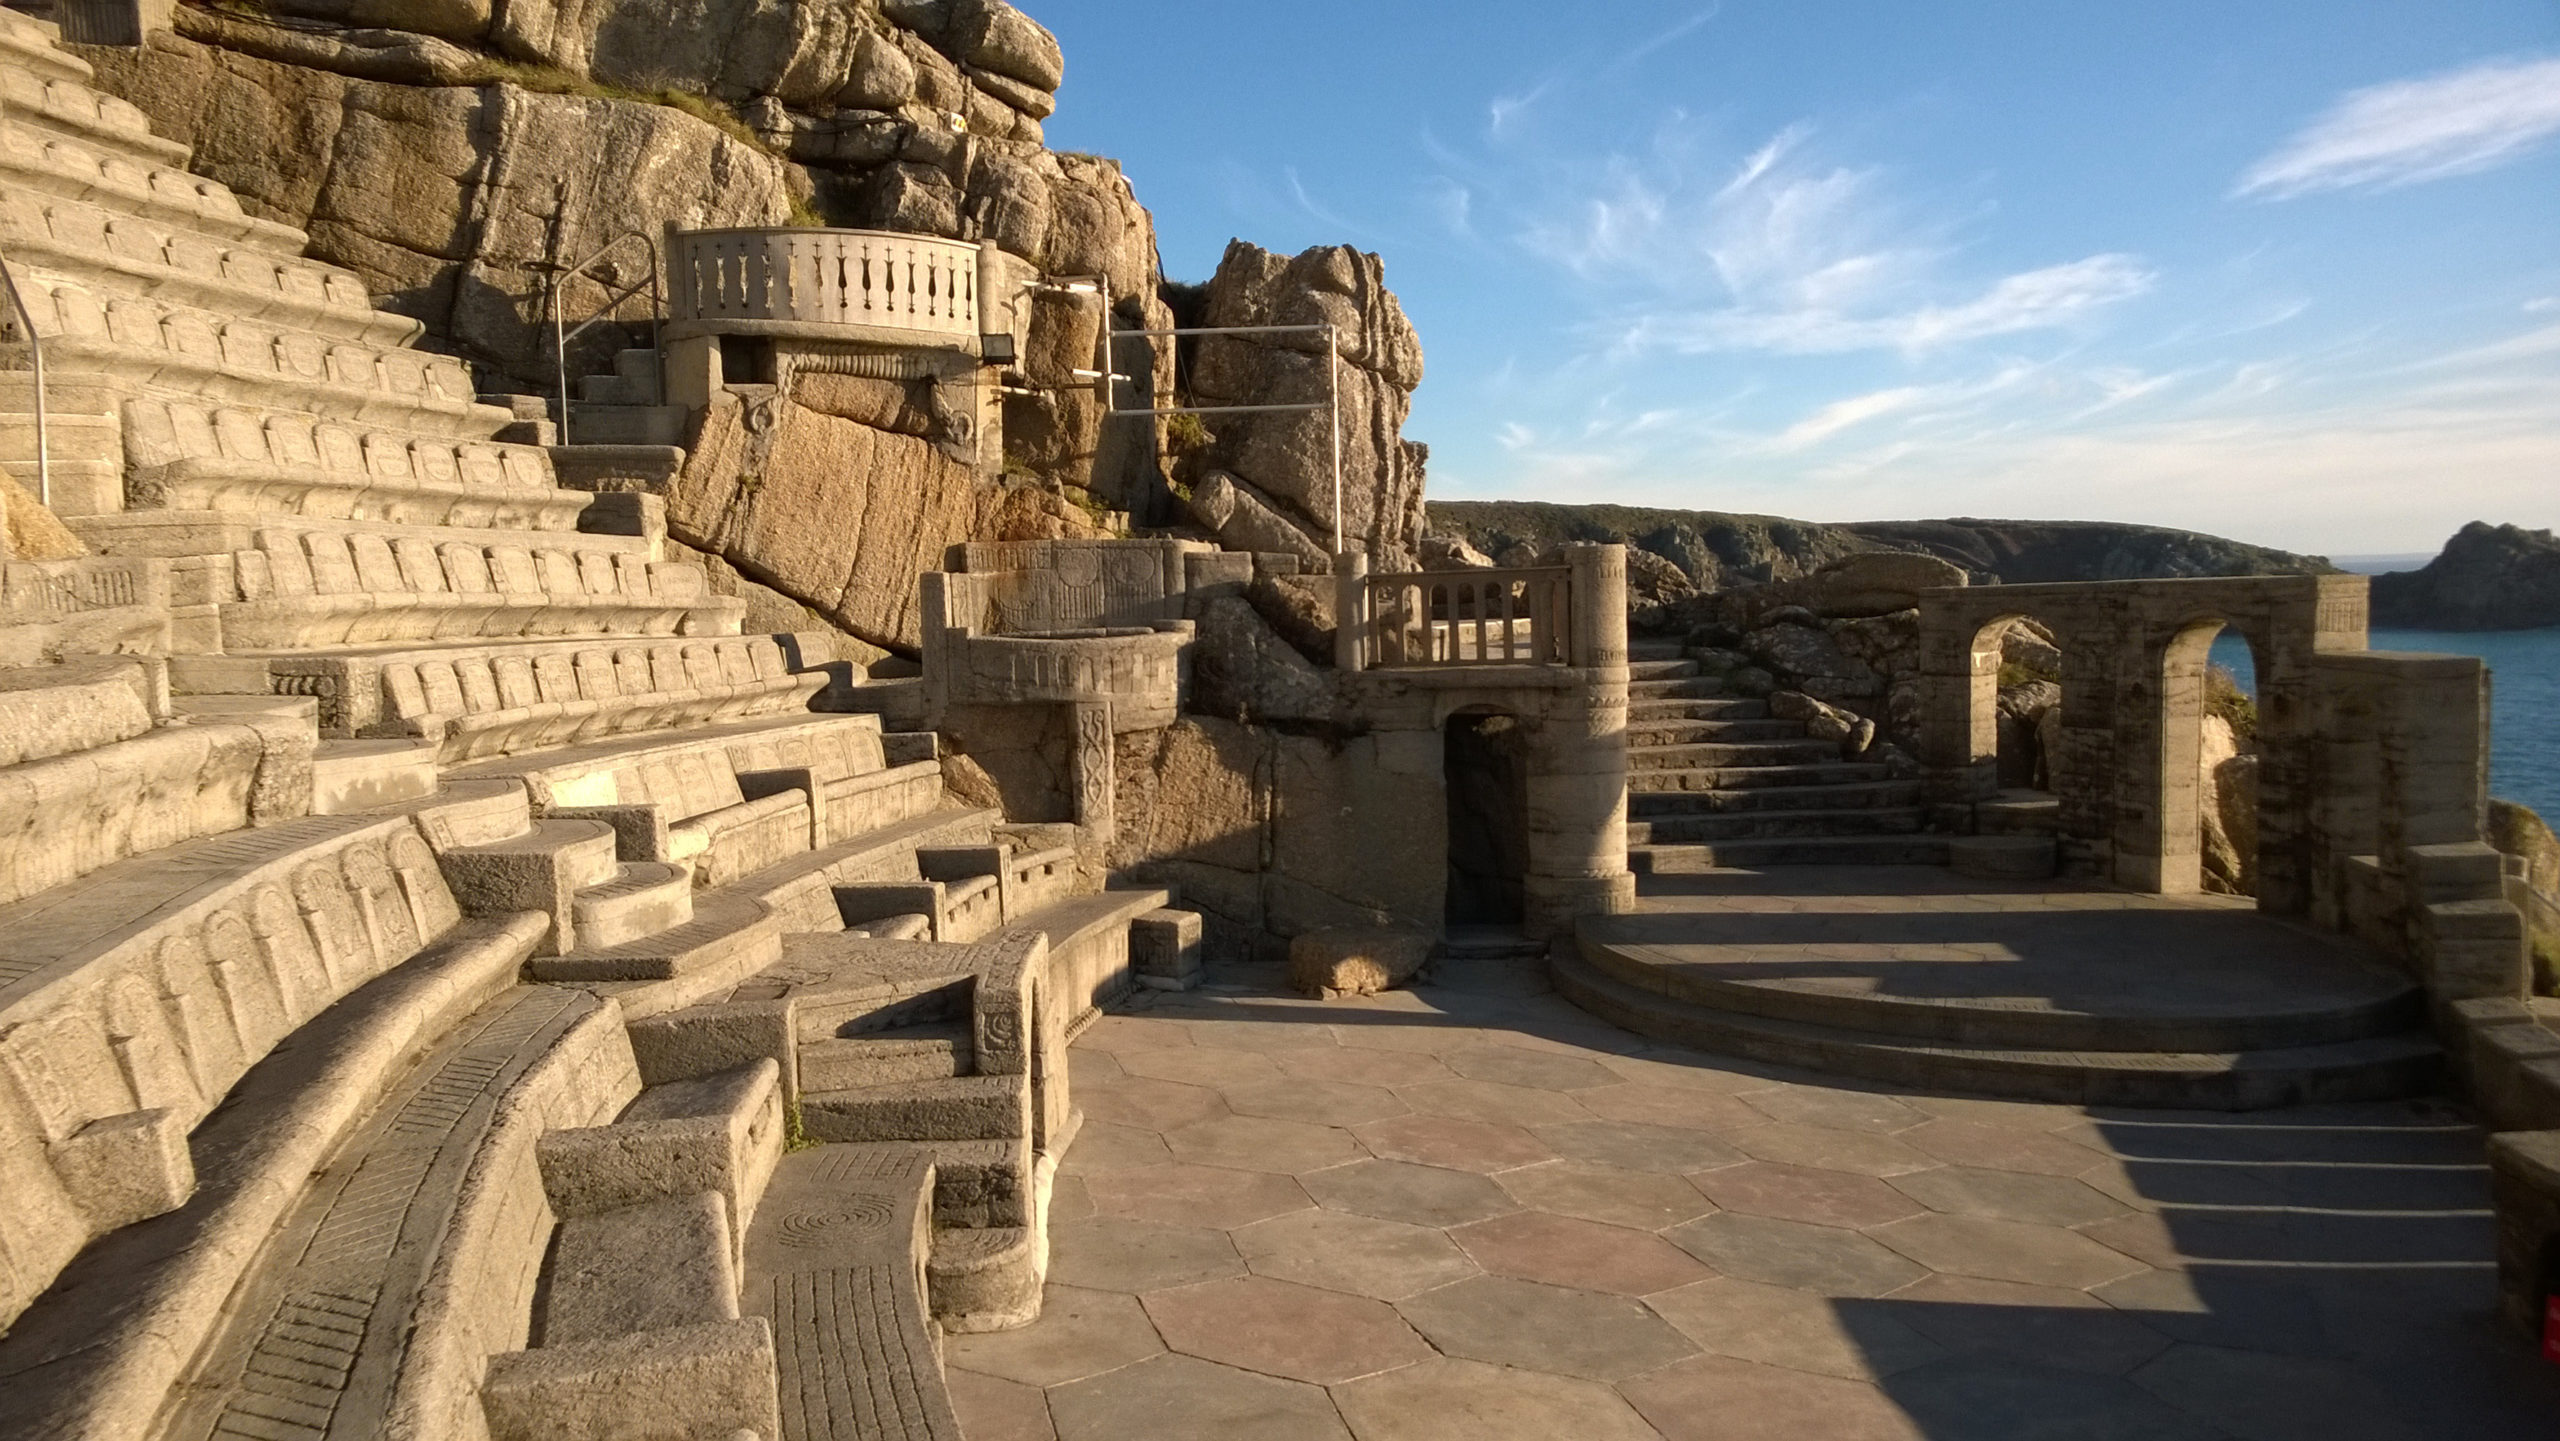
left=1336, top=547, right=1627, bottom=672
left=665, top=228, right=983, bottom=348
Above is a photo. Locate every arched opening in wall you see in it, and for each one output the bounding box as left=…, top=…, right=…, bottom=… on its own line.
left=1980, top=616, right=2067, bottom=814
left=1445, top=710, right=1531, bottom=926
left=2161, top=619, right=2265, bottom=896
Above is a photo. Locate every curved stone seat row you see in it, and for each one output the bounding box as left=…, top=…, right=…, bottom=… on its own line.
left=18, top=273, right=500, bottom=438
left=0, top=127, right=307, bottom=254
left=0, top=6, right=86, bottom=82
left=0, top=805, right=501, bottom=1329
left=122, top=396, right=587, bottom=533
left=328, top=635, right=824, bottom=762
left=0, top=62, right=184, bottom=165
left=0, top=553, right=171, bottom=665
left=218, top=526, right=741, bottom=649
left=0, top=187, right=418, bottom=347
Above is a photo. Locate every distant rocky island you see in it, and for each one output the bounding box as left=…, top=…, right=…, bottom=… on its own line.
left=2372, top=523, right=2560, bottom=632
left=1425, top=500, right=2332, bottom=591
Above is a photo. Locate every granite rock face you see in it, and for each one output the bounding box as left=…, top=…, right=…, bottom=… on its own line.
left=1188, top=242, right=1428, bottom=570
left=2371, top=522, right=2560, bottom=632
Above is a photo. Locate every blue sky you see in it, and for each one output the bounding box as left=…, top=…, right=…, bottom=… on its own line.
left=1037, top=1, right=2560, bottom=558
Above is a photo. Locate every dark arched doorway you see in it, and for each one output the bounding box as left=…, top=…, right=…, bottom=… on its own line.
left=1446, top=711, right=1530, bottom=925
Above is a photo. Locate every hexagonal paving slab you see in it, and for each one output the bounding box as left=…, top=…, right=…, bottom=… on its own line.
left=1664, top=1213, right=1930, bottom=1297
left=1045, top=1216, right=1245, bottom=1294
left=1887, top=1166, right=2132, bottom=1227
left=1045, top=1353, right=1350, bottom=1441
left=1530, top=1118, right=1749, bottom=1175
left=1648, top=1276, right=1949, bottom=1382
left=1333, top=1356, right=1664, bottom=1441
left=1443, top=1045, right=1620, bottom=1092
left=1082, top=1163, right=1314, bottom=1229
left=1727, top=1123, right=1936, bottom=1178
left=1621, top=1353, right=1929, bottom=1441
left=1689, top=1161, right=1929, bottom=1230
left=1353, top=1113, right=1556, bottom=1172
left=1300, top=1159, right=1520, bottom=1228
left=1229, top=1206, right=1482, bottom=1302
left=1077, top=1077, right=1229, bottom=1133
left=1574, top=1082, right=1772, bottom=1132
left=1223, top=1077, right=1409, bottom=1127
left=944, top=1284, right=1165, bottom=1388
left=1497, top=1159, right=1717, bottom=1230
left=1739, top=1083, right=1929, bottom=1134
left=1162, top=1113, right=1365, bottom=1174
left=1398, top=1077, right=1597, bottom=1128
left=1395, top=1275, right=1698, bottom=1381
left=1268, top=1044, right=1456, bottom=1089
left=1448, top=1210, right=1712, bottom=1295
left=1142, top=1275, right=1433, bottom=1384
left=1868, top=1214, right=2147, bottom=1290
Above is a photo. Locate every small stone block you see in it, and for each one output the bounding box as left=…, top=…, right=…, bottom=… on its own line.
left=545, top=1192, right=741, bottom=1345
left=1289, top=927, right=1433, bottom=1000
left=481, top=1318, right=782, bottom=1441
left=1134, top=908, right=1204, bottom=990
left=50, top=1108, right=193, bottom=1231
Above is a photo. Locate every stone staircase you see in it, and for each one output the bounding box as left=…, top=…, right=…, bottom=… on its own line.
left=0, top=13, right=1196, bottom=1439
left=1623, top=638, right=1942, bottom=871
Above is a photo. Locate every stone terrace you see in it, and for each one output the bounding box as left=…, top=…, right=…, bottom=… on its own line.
left=944, top=943, right=2560, bottom=1441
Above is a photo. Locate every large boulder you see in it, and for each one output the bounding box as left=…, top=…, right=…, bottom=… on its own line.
left=1288, top=927, right=1432, bottom=1000
left=1190, top=242, right=1427, bottom=570
left=2199, top=715, right=2259, bottom=896
left=1792, top=551, right=1968, bottom=616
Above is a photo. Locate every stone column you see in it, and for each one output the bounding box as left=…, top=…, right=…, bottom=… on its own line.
left=1565, top=544, right=1628, bottom=670
left=1523, top=554, right=1634, bottom=937
left=1068, top=701, right=1115, bottom=852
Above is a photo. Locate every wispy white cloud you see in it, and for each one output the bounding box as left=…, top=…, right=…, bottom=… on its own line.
left=1494, top=421, right=1537, bottom=450
left=2236, top=55, right=2560, bottom=198
left=1618, top=6, right=1721, bottom=70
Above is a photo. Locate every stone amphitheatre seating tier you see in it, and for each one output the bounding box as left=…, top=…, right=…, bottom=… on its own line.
left=218, top=633, right=824, bottom=761
left=0, top=122, right=310, bottom=255
left=12, top=272, right=505, bottom=439
left=0, top=6, right=86, bottom=82
left=0, top=188, right=422, bottom=347
left=0, top=791, right=555, bottom=1335
left=0, top=661, right=312, bottom=907
left=102, top=396, right=588, bottom=535
left=207, top=526, right=740, bottom=649
left=0, top=554, right=170, bottom=665
left=0, top=57, right=187, bottom=164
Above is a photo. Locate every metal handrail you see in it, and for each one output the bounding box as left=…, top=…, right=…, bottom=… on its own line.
left=543, top=230, right=663, bottom=437
left=0, top=245, right=50, bottom=508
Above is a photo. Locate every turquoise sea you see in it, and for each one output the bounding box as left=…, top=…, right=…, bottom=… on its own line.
left=2210, top=627, right=2560, bottom=824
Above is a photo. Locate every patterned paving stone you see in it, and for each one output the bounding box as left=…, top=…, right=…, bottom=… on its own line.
left=1046, top=1353, right=1351, bottom=1441
left=2129, top=1342, right=2433, bottom=1441
left=2091, top=1267, right=2341, bottom=1359
left=1223, top=1078, right=1409, bottom=1127
left=1143, top=1275, right=1433, bottom=1384
left=1598, top=1049, right=1796, bottom=1093
left=1083, top=1164, right=1314, bottom=1229
left=1664, top=1213, right=1930, bottom=1297
left=1740, top=1084, right=1929, bottom=1134
left=1269, top=1044, right=1456, bottom=1089
left=945, top=1368, right=1055, bottom=1441
left=1397, top=1077, right=1597, bottom=1128
left=1187, top=1017, right=1342, bottom=1053
left=2070, top=1209, right=2285, bottom=1270
left=1532, top=1118, right=1749, bottom=1175
left=1905, top=1093, right=2088, bottom=1132
left=1067, top=1047, right=1126, bottom=1088
left=1888, top=1166, right=2132, bottom=1227
left=1880, top=1354, right=2225, bottom=1441
left=1690, top=1161, right=1928, bottom=1230
left=1897, top=1118, right=2111, bottom=1177
left=1046, top=1216, right=1245, bottom=1294
left=1055, top=1121, right=1175, bottom=1174
left=1497, top=1159, right=1717, bottom=1230
left=1728, top=1123, right=1935, bottom=1178
left=1115, top=1045, right=1287, bottom=1090
left=945, top=1284, right=1165, bottom=1387
left=1230, top=1207, right=1482, bottom=1301
left=1332, top=1356, right=1664, bottom=1441
left=1301, top=1159, right=1520, bottom=1228
left=1574, top=1082, right=1771, bottom=1132
left=1162, top=1113, right=1365, bottom=1175
left=1873, top=1274, right=2173, bottom=1376
left=1648, top=1276, right=1950, bottom=1382
left=1395, top=1275, right=1698, bottom=1381
left=1353, top=1113, right=1556, bottom=1172
left=1869, top=1214, right=2148, bottom=1290
left=1449, top=1210, right=1713, bottom=1295
left=1048, top=1173, right=1095, bottom=1224
left=1619, top=1353, right=1928, bottom=1441
left=1077, top=1078, right=1229, bottom=1132
left=1075, top=1014, right=1197, bottom=1054
left=1443, top=1045, right=1620, bottom=1092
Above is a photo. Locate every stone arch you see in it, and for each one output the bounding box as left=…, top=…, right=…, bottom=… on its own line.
left=2155, top=615, right=2271, bottom=897
left=1967, top=613, right=2072, bottom=799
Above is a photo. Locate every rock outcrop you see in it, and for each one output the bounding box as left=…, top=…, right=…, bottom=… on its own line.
left=1185, top=242, right=1427, bottom=571
left=2371, top=523, right=2560, bottom=632
left=1427, top=500, right=2332, bottom=593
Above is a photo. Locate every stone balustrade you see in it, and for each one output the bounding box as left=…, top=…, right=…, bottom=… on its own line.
left=667, top=226, right=985, bottom=349
left=1338, top=545, right=1628, bottom=673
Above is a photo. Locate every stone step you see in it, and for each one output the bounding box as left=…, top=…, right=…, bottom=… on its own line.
left=800, top=1022, right=975, bottom=1091
left=1627, top=807, right=1928, bottom=845
left=11, top=271, right=497, bottom=436
left=1627, top=658, right=1699, bottom=681
left=929, top=1219, right=1044, bottom=1333
left=800, top=1073, right=1026, bottom=1144
left=0, top=7, right=90, bottom=84
left=1627, top=676, right=1729, bottom=700
left=1, top=188, right=414, bottom=349
left=0, top=655, right=156, bottom=766
left=1625, top=717, right=1805, bottom=745
left=1628, top=697, right=1766, bottom=721
left=1551, top=949, right=2445, bottom=1110
left=0, top=63, right=191, bottom=166
left=1436, top=926, right=1548, bottom=961
left=310, top=737, right=439, bottom=814
left=1631, top=836, right=1953, bottom=871
left=1628, top=778, right=1923, bottom=815
left=1630, top=762, right=1896, bottom=793
left=1627, top=738, right=1845, bottom=769
left=0, top=127, right=312, bottom=256
left=572, top=860, right=695, bottom=950
left=1579, top=925, right=2429, bottom=1053
left=527, top=888, right=782, bottom=984
left=1979, top=792, right=2063, bottom=836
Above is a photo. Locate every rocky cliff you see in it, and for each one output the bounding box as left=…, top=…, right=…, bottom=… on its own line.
left=1426, top=500, right=2332, bottom=592
left=2371, top=522, right=2560, bottom=632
